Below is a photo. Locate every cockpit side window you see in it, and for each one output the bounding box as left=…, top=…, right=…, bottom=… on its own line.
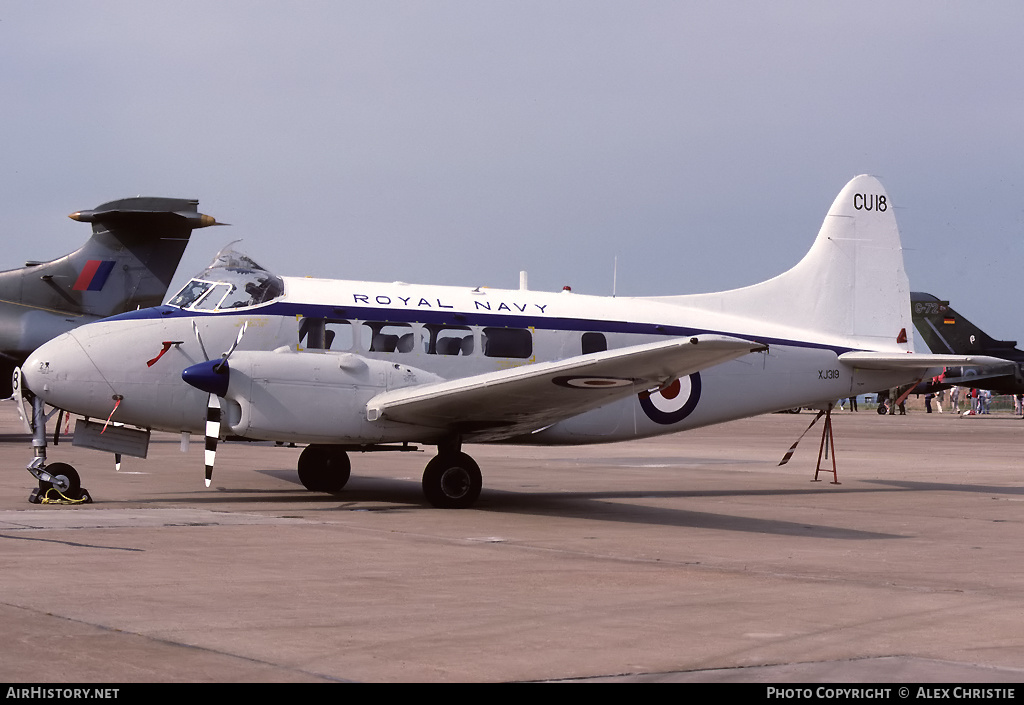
left=218, top=284, right=255, bottom=309
left=193, top=283, right=231, bottom=311
left=244, top=276, right=284, bottom=306
left=166, top=246, right=285, bottom=311
left=166, top=274, right=284, bottom=310
left=168, top=280, right=214, bottom=308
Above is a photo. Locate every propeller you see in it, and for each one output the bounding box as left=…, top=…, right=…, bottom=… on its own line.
left=204, top=396, right=220, bottom=487
left=181, top=322, right=248, bottom=486
left=192, top=321, right=210, bottom=362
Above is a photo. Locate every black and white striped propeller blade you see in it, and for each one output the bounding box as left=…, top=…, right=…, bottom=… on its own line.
left=220, top=321, right=248, bottom=366
left=183, top=322, right=247, bottom=487
left=193, top=320, right=210, bottom=361
left=205, top=396, right=220, bottom=487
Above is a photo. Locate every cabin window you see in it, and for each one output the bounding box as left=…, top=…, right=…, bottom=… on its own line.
left=582, top=332, right=607, bottom=354
left=424, top=325, right=474, bottom=356
left=482, top=327, right=532, bottom=358
left=325, top=321, right=354, bottom=350
left=299, top=318, right=353, bottom=351
left=362, top=322, right=416, bottom=353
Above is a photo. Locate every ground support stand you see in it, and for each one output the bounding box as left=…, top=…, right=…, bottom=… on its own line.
left=812, top=404, right=840, bottom=484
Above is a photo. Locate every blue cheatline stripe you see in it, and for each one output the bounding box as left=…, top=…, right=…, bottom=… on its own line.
left=102, top=301, right=859, bottom=355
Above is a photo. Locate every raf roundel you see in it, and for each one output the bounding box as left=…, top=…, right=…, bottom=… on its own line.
left=552, top=376, right=635, bottom=389
left=638, top=373, right=702, bottom=425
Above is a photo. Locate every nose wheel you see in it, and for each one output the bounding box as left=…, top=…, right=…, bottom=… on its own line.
left=28, top=459, right=90, bottom=504
left=18, top=379, right=91, bottom=504
left=40, top=462, right=82, bottom=495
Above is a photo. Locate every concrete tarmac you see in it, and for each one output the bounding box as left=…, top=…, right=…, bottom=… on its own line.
left=1, top=403, right=1022, bottom=683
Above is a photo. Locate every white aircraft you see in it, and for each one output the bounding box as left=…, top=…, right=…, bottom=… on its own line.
left=17, top=175, right=1006, bottom=507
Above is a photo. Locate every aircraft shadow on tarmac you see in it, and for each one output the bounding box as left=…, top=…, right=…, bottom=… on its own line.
left=8, top=431, right=1016, bottom=539
left=865, top=479, right=1024, bottom=496
left=108, top=468, right=903, bottom=540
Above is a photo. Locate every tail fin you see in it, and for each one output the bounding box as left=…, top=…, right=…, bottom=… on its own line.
left=9, top=196, right=220, bottom=318
left=911, top=292, right=1023, bottom=357
left=0, top=197, right=220, bottom=396
left=661, top=175, right=913, bottom=351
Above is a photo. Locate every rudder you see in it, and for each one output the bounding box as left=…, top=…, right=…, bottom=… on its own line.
left=665, top=175, right=913, bottom=352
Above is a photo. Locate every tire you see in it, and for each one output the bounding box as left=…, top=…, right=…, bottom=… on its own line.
left=41, top=462, right=81, bottom=497
left=297, top=445, right=351, bottom=493
left=422, top=453, right=482, bottom=509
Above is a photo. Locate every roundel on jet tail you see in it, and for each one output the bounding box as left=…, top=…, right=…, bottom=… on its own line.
left=638, top=373, right=702, bottom=425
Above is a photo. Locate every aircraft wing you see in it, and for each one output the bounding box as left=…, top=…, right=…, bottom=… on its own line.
left=838, top=352, right=1014, bottom=373
left=367, top=335, right=766, bottom=442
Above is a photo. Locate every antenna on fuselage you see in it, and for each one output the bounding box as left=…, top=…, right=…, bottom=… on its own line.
left=613, top=256, right=618, bottom=297
left=519, top=271, right=528, bottom=291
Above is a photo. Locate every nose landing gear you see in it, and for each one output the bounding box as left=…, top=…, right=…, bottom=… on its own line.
left=28, top=459, right=90, bottom=504
left=16, top=369, right=91, bottom=504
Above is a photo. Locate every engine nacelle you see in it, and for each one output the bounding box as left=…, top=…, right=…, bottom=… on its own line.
left=203, top=348, right=445, bottom=444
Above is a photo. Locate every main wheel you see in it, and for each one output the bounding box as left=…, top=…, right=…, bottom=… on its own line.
left=40, top=462, right=81, bottom=497
left=422, top=453, right=482, bottom=509
left=297, top=445, right=351, bottom=492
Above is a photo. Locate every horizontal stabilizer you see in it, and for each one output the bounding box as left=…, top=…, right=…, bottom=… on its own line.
left=839, top=352, right=1013, bottom=373
left=367, top=335, right=765, bottom=441
left=69, top=200, right=222, bottom=231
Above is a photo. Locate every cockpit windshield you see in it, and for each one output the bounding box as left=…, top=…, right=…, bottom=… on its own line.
left=166, top=244, right=284, bottom=311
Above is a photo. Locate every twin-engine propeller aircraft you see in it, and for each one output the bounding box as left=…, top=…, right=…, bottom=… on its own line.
left=18, top=175, right=1006, bottom=507
left=1, top=196, right=219, bottom=397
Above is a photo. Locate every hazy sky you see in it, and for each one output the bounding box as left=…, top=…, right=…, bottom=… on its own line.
left=3, top=2, right=1022, bottom=340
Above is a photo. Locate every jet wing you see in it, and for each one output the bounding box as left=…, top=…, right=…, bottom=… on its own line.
left=938, top=372, right=1020, bottom=386
left=367, top=335, right=766, bottom=442
left=838, top=352, right=1014, bottom=372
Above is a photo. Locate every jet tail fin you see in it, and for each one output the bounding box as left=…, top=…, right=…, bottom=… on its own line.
left=910, top=292, right=1022, bottom=357
left=15, top=197, right=222, bottom=319
left=64, top=197, right=223, bottom=315
left=0, top=197, right=220, bottom=396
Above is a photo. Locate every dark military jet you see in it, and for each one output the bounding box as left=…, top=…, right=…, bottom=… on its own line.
left=911, top=291, right=1023, bottom=394
left=0, top=197, right=219, bottom=397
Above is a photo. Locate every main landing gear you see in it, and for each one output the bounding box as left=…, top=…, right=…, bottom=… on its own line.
left=295, top=442, right=482, bottom=509
left=421, top=452, right=482, bottom=509
left=296, top=444, right=352, bottom=493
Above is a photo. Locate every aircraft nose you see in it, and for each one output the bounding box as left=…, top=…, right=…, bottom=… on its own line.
left=22, top=331, right=109, bottom=411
